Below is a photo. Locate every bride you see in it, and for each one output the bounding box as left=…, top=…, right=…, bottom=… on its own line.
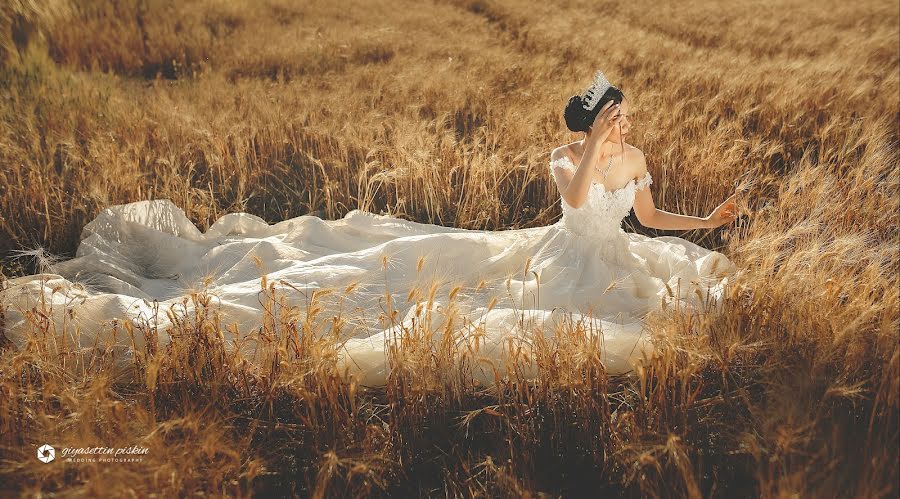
left=1, top=71, right=740, bottom=387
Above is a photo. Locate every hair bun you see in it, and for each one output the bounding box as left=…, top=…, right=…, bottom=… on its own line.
left=562, top=86, right=625, bottom=134
left=563, top=94, right=591, bottom=133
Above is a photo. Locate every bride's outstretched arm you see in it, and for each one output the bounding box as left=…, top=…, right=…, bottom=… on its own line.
left=632, top=154, right=738, bottom=230
left=634, top=190, right=719, bottom=230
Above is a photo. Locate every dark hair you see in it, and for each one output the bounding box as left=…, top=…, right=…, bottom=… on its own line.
left=563, top=86, right=625, bottom=133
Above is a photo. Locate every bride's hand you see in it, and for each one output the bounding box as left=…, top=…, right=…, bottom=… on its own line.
left=704, top=193, right=739, bottom=228
left=588, top=100, right=623, bottom=140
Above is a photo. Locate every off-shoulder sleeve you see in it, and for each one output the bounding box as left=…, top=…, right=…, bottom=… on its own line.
left=635, top=171, right=653, bottom=191
left=550, top=156, right=576, bottom=174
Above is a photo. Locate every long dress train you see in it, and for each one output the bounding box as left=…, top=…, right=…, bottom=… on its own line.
left=1, top=155, right=737, bottom=386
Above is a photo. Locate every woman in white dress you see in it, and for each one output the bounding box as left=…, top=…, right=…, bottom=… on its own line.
left=0, top=71, right=740, bottom=387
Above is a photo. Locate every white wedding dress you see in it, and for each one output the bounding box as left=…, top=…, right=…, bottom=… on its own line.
left=1, top=155, right=736, bottom=386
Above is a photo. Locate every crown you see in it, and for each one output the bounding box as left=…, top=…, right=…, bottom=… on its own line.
left=581, top=70, right=613, bottom=111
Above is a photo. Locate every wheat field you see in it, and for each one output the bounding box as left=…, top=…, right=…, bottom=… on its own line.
left=0, top=0, right=897, bottom=497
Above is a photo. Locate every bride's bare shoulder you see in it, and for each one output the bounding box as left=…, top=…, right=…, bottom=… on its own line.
left=625, top=142, right=644, bottom=158
left=624, top=144, right=648, bottom=173
left=550, top=142, right=577, bottom=162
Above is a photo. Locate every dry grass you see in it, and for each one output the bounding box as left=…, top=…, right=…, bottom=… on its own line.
left=0, top=0, right=897, bottom=496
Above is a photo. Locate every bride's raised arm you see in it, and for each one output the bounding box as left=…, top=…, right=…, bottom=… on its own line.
left=552, top=101, right=623, bottom=209
left=632, top=150, right=738, bottom=230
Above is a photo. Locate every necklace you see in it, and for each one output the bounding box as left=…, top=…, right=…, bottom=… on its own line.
left=595, top=156, right=614, bottom=178
left=574, top=140, right=617, bottom=179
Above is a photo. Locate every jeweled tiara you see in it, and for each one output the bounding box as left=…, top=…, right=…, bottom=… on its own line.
left=581, top=70, right=613, bottom=111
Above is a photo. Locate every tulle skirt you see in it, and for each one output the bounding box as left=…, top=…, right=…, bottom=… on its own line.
left=1, top=200, right=737, bottom=386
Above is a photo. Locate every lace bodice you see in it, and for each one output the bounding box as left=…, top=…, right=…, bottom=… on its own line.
left=550, top=155, right=652, bottom=241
